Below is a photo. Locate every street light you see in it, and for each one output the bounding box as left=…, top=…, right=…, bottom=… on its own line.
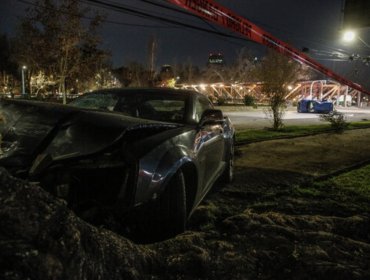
left=343, top=30, right=356, bottom=42
left=342, top=30, right=370, bottom=49
left=21, top=65, right=27, bottom=96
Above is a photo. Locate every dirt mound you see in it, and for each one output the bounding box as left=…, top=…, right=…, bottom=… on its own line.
left=0, top=168, right=156, bottom=280
left=179, top=180, right=370, bottom=280
left=1, top=129, right=370, bottom=279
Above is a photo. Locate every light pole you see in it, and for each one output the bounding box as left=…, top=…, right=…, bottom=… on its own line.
left=21, top=65, right=27, bottom=96
left=357, top=36, right=370, bottom=49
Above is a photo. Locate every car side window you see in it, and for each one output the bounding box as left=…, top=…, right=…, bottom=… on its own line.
left=115, top=96, right=138, bottom=117
left=194, top=96, right=213, bottom=123
left=70, top=93, right=118, bottom=111
left=141, top=100, right=185, bottom=121
left=115, top=95, right=186, bottom=122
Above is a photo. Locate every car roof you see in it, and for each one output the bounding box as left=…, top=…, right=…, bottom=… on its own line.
left=88, top=88, right=203, bottom=98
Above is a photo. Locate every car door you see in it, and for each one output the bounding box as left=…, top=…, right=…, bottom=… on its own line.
left=193, top=96, right=225, bottom=192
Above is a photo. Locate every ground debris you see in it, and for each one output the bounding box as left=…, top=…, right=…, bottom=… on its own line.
left=0, top=167, right=157, bottom=280
left=2, top=129, right=370, bottom=279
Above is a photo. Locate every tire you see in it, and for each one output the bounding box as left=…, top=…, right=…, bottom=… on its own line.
left=129, top=170, right=187, bottom=243
left=222, top=141, right=234, bottom=183
left=157, top=169, right=187, bottom=238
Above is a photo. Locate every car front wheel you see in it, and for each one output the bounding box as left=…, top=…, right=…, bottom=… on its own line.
left=222, top=142, right=234, bottom=183
left=130, top=169, right=187, bottom=243
left=157, top=169, right=187, bottom=238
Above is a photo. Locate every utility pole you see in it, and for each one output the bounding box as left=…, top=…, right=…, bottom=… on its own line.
left=21, top=66, right=27, bottom=97
left=148, top=36, right=158, bottom=85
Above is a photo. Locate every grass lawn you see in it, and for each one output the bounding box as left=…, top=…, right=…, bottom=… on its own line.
left=315, top=164, right=370, bottom=201
left=235, top=121, right=370, bottom=143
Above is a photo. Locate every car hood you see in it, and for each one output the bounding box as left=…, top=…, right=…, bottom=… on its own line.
left=0, top=99, right=181, bottom=171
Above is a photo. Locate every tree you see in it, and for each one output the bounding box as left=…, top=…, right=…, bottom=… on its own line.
left=14, top=0, right=109, bottom=103
left=126, top=62, right=148, bottom=87
left=30, top=71, right=57, bottom=98
left=252, top=50, right=303, bottom=130
left=202, top=64, right=227, bottom=83
left=227, top=48, right=256, bottom=83
left=0, top=33, right=19, bottom=94
left=172, top=59, right=201, bottom=84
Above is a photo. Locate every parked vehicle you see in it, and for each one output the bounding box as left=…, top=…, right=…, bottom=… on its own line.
left=0, top=88, right=234, bottom=240
left=297, top=99, right=334, bottom=113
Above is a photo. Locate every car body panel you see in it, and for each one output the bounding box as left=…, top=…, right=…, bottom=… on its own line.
left=0, top=88, right=234, bottom=229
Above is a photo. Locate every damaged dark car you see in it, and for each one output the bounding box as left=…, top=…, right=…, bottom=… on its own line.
left=0, top=88, right=234, bottom=240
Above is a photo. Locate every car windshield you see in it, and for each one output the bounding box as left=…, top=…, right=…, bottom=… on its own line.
left=68, top=92, right=119, bottom=111
left=69, top=91, right=187, bottom=124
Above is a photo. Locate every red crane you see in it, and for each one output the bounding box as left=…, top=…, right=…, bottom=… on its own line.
left=167, top=0, right=370, bottom=96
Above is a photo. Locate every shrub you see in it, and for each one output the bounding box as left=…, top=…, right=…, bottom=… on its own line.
left=319, top=110, right=348, bottom=132
left=217, top=96, right=226, bottom=106
left=244, top=95, right=255, bottom=106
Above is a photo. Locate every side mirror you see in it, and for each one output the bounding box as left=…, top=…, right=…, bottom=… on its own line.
left=199, top=109, right=224, bottom=127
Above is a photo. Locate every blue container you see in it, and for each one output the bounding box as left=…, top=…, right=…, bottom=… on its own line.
left=297, top=100, right=334, bottom=113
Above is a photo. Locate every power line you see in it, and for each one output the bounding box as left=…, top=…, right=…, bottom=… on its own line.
left=141, top=0, right=366, bottom=60
left=17, top=0, right=179, bottom=29
left=80, top=0, right=253, bottom=43
left=17, top=0, right=253, bottom=50
left=139, top=0, right=204, bottom=19
left=17, top=0, right=365, bottom=65
left=18, top=0, right=333, bottom=53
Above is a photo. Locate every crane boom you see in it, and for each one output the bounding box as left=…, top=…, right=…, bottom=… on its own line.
left=167, top=0, right=370, bottom=95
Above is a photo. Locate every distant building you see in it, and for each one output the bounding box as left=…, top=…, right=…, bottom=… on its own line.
left=157, top=65, right=176, bottom=87
left=208, top=53, right=224, bottom=66
left=159, top=65, right=174, bottom=80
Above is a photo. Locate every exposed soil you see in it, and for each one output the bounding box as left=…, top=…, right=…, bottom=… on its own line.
left=1, top=129, right=370, bottom=279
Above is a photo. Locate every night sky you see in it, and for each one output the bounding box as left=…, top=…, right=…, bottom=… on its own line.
left=1, top=0, right=369, bottom=89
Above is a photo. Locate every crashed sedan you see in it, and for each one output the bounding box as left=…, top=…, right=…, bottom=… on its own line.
left=0, top=88, right=234, bottom=239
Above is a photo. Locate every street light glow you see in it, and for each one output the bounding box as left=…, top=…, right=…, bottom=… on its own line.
left=343, top=30, right=356, bottom=42
left=342, top=30, right=370, bottom=49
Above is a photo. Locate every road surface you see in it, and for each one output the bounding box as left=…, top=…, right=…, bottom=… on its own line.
left=224, top=107, right=370, bottom=129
